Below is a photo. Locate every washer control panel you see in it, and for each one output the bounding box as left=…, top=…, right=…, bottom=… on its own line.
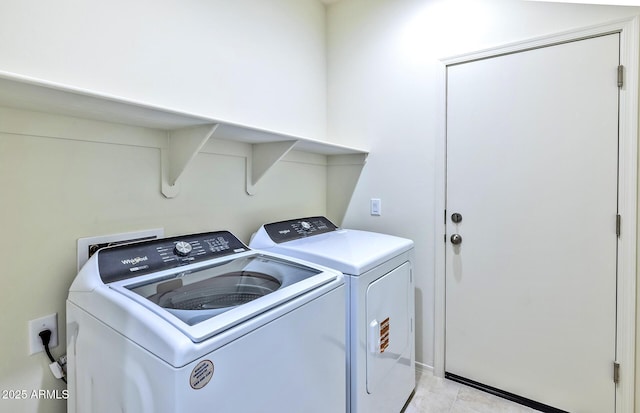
left=98, top=231, right=248, bottom=283
left=263, top=216, right=338, bottom=244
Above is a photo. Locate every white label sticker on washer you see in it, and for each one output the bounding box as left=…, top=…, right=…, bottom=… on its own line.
left=190, top=360, right=214, bottom=390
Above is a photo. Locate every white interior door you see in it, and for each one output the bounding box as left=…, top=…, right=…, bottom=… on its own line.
left=445, top=33, right=619, bottom=413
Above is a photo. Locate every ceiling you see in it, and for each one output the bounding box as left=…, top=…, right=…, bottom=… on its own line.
left=321, top=0, right=640, bottom=6
left=530, top=0, right=640, bottom=4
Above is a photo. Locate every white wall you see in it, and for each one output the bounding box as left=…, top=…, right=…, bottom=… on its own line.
left=326, top=0, right=640, bottom=372
left=0, top=0, right=327, bottom=140
left=3, top=1, right=640, bottom=411
left=0, top=1, right=329, bottom=412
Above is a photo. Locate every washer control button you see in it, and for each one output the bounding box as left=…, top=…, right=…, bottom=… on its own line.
left=174, top=241, right=193, bottom=257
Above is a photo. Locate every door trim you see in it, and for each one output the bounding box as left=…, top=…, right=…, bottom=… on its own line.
left=433, top=16, right=639, bottom=413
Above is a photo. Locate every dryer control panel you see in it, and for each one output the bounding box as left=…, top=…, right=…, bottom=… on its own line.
left=263, top=216, right=338, bottom=244
left=97, top=231, right=249, bottom=283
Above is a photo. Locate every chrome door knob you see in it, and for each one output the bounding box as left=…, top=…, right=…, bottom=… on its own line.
left=450, top=234, right=463, bottom=245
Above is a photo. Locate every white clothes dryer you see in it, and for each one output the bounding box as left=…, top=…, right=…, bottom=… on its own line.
left=250, top=217, right=415, bottom=413
left=67, top=230, right=346, bottom=413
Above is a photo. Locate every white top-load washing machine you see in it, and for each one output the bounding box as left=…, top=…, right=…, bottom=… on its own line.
left=67, top=230, right=346, bottom=413
left=250, top=216, right=415, bottom=413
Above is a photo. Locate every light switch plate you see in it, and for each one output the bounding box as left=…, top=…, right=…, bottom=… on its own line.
left=371, top=198, right=382, bottom=216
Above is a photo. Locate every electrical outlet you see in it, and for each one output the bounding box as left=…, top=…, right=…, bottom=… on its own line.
left=28, top=313, right=58, bottom=355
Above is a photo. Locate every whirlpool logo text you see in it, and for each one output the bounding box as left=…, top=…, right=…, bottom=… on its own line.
left=121, top=256, right=149, bottom=266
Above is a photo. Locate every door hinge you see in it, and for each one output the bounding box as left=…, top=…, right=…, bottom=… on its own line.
left=614, top=361, right=620, bottom=384
left=618, top=65, right=624, bottom=88
left=616, top=214, right=621, bottom=237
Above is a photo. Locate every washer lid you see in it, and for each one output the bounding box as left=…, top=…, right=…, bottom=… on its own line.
left=112, top=253, right=333, bottom=341
left=151, top=271, right=281, bottom=312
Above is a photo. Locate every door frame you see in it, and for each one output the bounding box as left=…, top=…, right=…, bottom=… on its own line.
left=433, top=17, right=639, bottom=412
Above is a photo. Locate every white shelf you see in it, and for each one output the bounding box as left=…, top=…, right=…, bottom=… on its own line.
left=0, top=71, right=368, bottom=197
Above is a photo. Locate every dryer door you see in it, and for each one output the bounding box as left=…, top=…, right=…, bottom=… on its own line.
left=365, top=261, right=412, bottom=394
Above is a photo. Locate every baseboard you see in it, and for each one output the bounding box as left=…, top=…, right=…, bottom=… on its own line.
left=415, top=361, right=434, bottom=374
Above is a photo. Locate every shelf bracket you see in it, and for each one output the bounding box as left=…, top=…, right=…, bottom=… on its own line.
left=246, top=140, right=298, bottom=195
left=161, top=124, right=219, bottom=198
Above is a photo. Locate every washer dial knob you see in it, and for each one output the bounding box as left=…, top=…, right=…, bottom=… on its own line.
left=174, top=241, right=193, bottom=257
left=300, top=221, right=312, bottom=231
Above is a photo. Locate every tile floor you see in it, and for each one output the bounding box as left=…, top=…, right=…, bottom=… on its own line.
left=404, top=369, right=538, bottom=413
